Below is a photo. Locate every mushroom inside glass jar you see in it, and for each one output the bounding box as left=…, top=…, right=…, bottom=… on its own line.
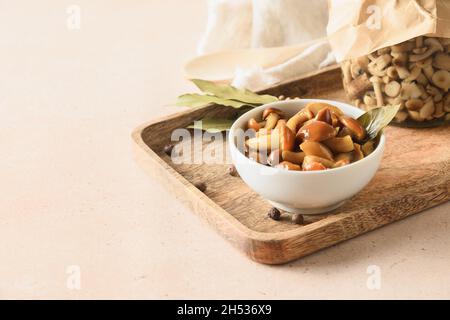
left=244, top=102, right=375, bottom=171
left=342, top=36, right=450, bottom=126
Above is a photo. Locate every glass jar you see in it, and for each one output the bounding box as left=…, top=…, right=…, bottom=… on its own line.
left=341, top=36, right=450, bottom=127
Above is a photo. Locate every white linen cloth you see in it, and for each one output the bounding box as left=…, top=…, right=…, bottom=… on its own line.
left=197, top=0, right=335, bottom=90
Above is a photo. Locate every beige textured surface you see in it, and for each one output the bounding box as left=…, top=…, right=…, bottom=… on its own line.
left=0, top=0, right=449, bottom=299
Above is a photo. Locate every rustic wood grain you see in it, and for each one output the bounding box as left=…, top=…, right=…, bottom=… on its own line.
left=132, top=66, right=450, bottom=264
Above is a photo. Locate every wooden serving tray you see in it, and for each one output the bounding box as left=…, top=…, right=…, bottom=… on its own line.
left=132, top=66, right=450, bottom=264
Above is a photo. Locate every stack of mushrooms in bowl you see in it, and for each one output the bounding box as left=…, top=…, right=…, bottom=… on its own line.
left=229, top=99, right=395, bottom=214
left=245, top=103, right=370, bottom=171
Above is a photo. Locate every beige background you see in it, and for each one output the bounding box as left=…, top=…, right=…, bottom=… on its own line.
left=0, top=0, right=449, bottom=299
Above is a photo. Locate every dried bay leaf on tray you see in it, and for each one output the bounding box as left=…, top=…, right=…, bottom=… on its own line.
left=175, top=94, right=253, bottom=109
left=191, top=79, right=278, bottom=105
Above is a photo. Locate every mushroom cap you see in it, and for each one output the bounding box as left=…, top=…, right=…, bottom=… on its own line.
left=384, top=81, right=401, bottom=98
left=315, top=107, right=333, bottom=125
left=304, top=102, right=344, bottom=116
left=432, top=70, right=450, bottom=91
left=323, top=135, right=355, bottom=153
left=300, top=141, right=334, bottom=161
left=296, top=120, right=337, bottom=142
left=339, top=116, right=366, bottom=141
left=262, top=107, right=284, bottom=120
left=391, top=41, right=415, bottom=53
left=424, top=37, right=444, bottom=51
left=433, top=52, right=450, bottom=71
left=275, top=123, right=295, bottom=152
left=281, top=150, right=305, bottom=165
left=409, top=38, right=444, bottom=62
left=286, top=109, right=314, bottom=133
left=247, top=118, right=261, bottom=132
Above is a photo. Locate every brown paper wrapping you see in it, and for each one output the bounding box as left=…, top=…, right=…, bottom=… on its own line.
left=327, top=0, right=450, bottom=62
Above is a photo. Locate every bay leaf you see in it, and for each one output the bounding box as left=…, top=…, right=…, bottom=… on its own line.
left=187, top=118, right=234, bottom=133
left=175, top=94, right=253, bottom=109
left=192, top=79, right=278, bottom=105
left=357, top=104, right=401, bottom=141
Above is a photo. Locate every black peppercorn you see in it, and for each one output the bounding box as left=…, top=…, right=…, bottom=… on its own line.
left=194, top=182, right=207, bottom=192
left=268, top=207, right=281, bottom=220
left=227, top=165, right=239, bottom=177
left=291, top=213, right=304, bottom=225
left=163, top=144, right=174, bottom=156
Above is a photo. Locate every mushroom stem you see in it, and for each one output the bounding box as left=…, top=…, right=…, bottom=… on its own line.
left=369, top=76, right=384, bottom=107
left=264, top=113, right=280, bottom=130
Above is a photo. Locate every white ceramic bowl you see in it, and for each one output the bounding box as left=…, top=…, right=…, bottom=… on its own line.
left=228, top=99, right=385, bottom=215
